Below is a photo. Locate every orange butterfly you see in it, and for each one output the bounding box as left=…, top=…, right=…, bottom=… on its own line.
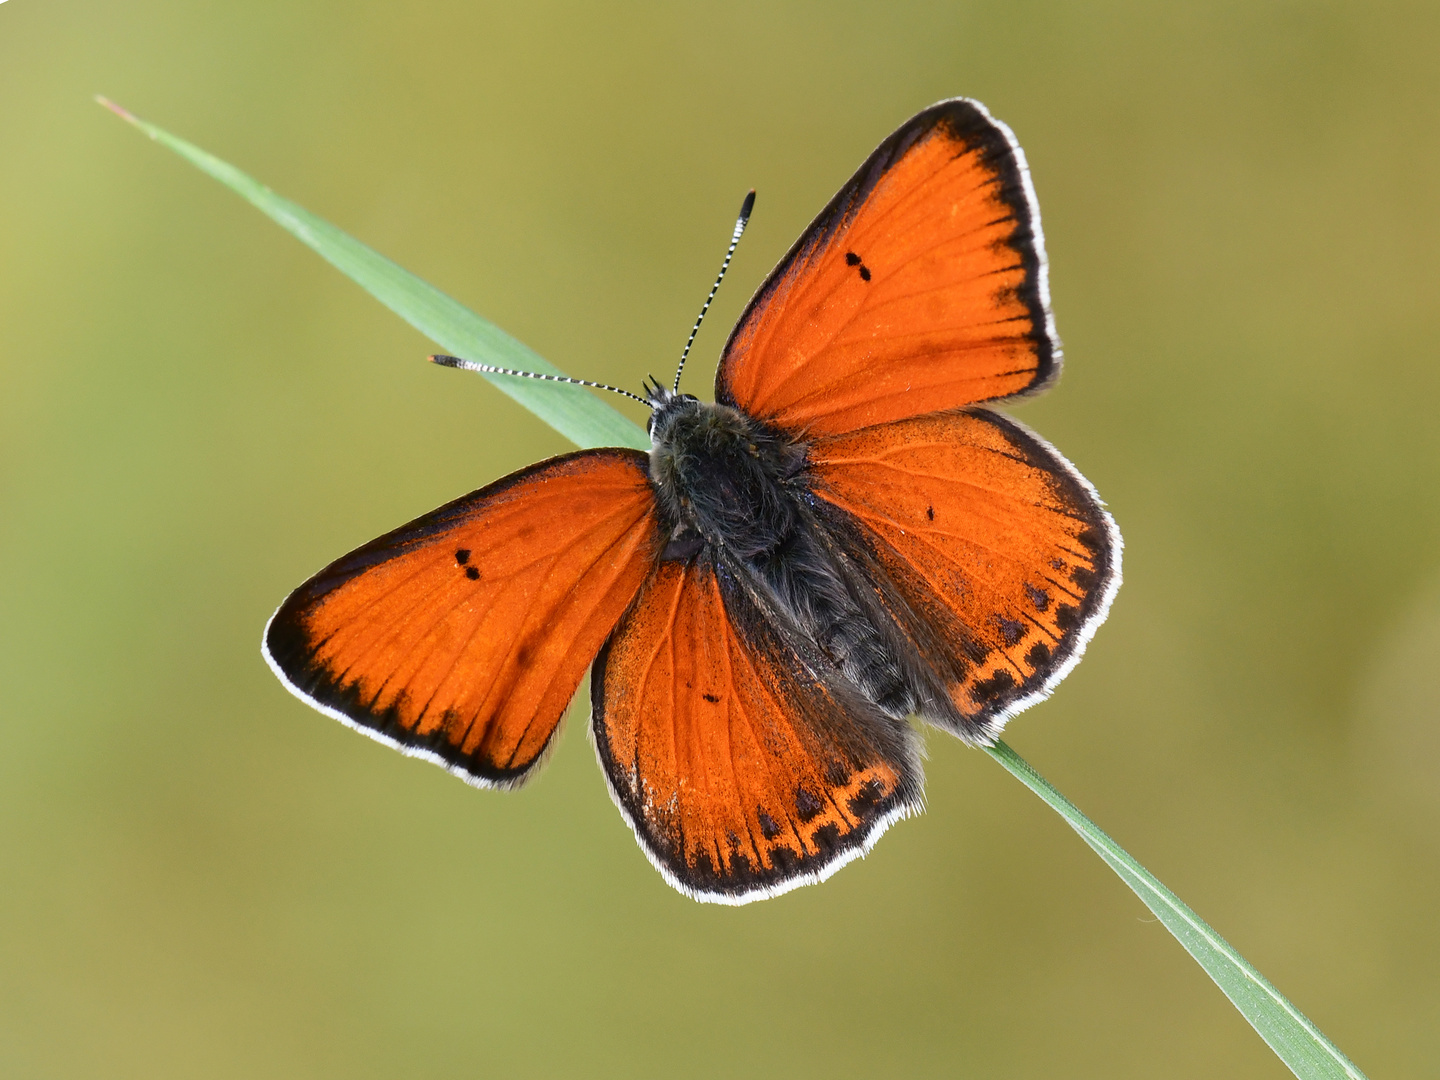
left=264, top=99, right=1121, bottom=904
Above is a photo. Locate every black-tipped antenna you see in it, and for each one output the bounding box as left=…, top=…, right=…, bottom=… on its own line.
left=431, top=355, right=654, bottom=408
left=673, top=189, right=755, bottom=393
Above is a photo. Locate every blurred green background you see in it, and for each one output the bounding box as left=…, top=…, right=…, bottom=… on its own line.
left=2, top=1, right=1436, bottom=1076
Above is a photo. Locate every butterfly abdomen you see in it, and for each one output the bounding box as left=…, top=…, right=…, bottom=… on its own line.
left=649, top=396, right=915, bottom=719
left=754, top=529, right=915, bottom=719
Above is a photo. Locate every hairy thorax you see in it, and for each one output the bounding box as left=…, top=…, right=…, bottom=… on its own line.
left=648, top=396, right=807, bottom=559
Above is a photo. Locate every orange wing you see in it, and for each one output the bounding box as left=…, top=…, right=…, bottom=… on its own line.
left=717, top=98, right=1058, bottom=436
left=264, top=449, right=659, bottom=788
left=591, top=555, right=923, bottom=903
left=808, top=410, right=1121, bottom=741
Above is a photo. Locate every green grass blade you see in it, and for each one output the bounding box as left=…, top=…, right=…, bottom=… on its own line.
left=986, top=740, right=1367, bottom=1080
left=97, top=96, right=649, bottom=452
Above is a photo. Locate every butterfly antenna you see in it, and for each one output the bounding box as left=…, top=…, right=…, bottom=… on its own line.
left=430, top=355, right=654, bottom=408
left=673, top=189, right=755, bottom=394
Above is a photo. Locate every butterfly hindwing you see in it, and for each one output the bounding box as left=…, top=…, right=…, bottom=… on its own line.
left=717, top=97, right=1058, bottom=436
left=591, top=553, right=924, bottom=903
left=265, top=449, right=659, bottom=788
left=807, top=409, right=1121, bottom=741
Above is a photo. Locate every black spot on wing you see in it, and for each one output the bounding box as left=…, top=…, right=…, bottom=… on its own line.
left=757, top=811, right=781, bottom=840
left=1025, top=641, right=1052, bottom=668
left=972, top=669, right=1016, bottom=703
left=464, top=566, right=481, bottom=580
left=1025, top=583, right=1050, bottom=612
left=848, top=777, right=886, bottom=816
left=455, top=549, right=470, bottom=564
left=997, top=616, right=1024, bottom=646
left=842, top=249, right=872, bottom=281
left=795, top=786, right=823, bottom=823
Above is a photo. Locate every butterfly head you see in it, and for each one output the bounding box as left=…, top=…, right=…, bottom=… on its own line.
left=643, top=377, right=700, bottom=441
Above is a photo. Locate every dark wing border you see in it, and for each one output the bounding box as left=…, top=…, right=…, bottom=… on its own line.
left=969, top=411, right=1123, bottom=730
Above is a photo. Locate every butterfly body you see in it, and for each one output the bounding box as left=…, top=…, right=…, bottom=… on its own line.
left=647, top=385, right=921, bottom=725
left=265, top=98, right=1122, bottom=903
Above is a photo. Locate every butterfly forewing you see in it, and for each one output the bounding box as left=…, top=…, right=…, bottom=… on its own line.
left=807, top=410, right=1120, bottom=739
left=717, top=98, right=1057, bottom=436
left=591, top=555, right=923, bottom=902
left=265, top=449, right=659, bottom=787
